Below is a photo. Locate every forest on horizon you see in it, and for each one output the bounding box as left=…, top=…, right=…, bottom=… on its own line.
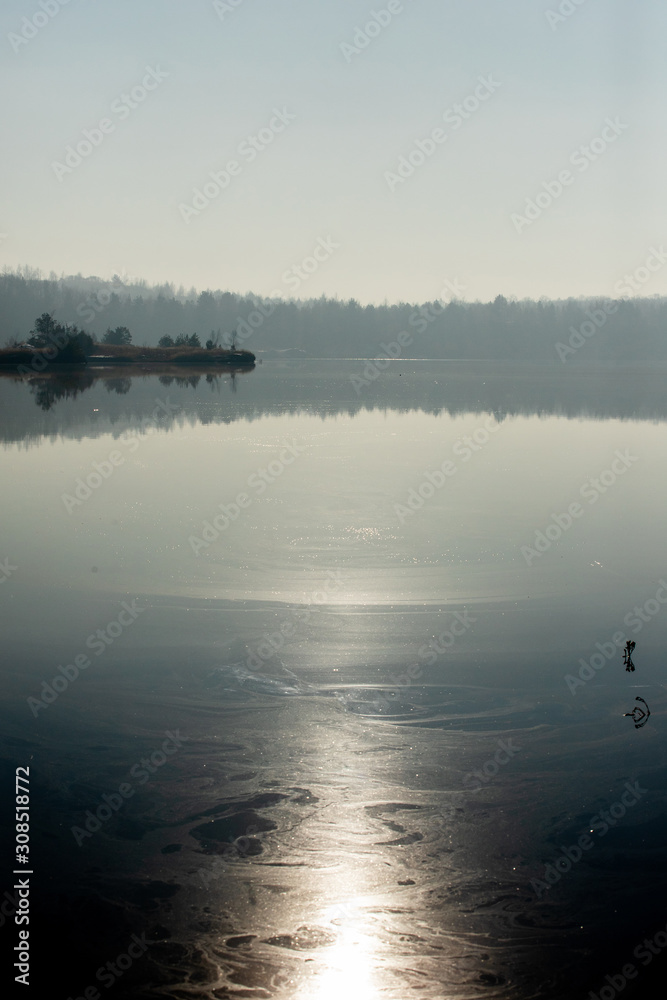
left=1, top=267, right=666, bottom=362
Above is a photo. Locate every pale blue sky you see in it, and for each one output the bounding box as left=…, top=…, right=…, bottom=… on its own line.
left=1, top=0, right=665, bottom=303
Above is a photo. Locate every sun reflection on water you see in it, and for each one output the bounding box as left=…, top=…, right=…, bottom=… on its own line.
left=298, top=899, right=380, bottom=1000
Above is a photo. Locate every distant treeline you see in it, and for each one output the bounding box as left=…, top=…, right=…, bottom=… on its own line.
left=1, top=268, right=666, bottom=361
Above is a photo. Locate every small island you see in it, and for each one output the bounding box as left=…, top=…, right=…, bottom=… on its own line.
left=0, top=313, right=256, bottom=371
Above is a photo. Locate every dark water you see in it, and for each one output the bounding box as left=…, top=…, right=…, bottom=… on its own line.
left=1, top=361, right=666, bottom=999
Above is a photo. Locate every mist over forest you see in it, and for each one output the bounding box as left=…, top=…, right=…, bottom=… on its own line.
left=2, top=267, right=666, bottom=362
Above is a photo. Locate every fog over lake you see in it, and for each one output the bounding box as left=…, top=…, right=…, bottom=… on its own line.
left=2, top=1, right=666, bottom=995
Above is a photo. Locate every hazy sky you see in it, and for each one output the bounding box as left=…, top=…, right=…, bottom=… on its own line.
left=1, top=0, right=665, bottom=304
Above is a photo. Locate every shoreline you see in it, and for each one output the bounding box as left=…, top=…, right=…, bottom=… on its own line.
left=0, top=350, right=256, bottom=371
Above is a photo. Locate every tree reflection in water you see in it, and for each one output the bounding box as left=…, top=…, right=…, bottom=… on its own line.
left=27, top=371, right=96, bottom=410
left=103, top=377, right=132, bottom=395
left=10, top=367, right=249, bottom=410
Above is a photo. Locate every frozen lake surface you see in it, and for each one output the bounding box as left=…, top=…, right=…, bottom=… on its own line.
left=1, top=361, right=666, bottom=999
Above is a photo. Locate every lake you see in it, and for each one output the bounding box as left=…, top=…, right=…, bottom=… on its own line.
left=1, top=360, right=666, bottom=999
